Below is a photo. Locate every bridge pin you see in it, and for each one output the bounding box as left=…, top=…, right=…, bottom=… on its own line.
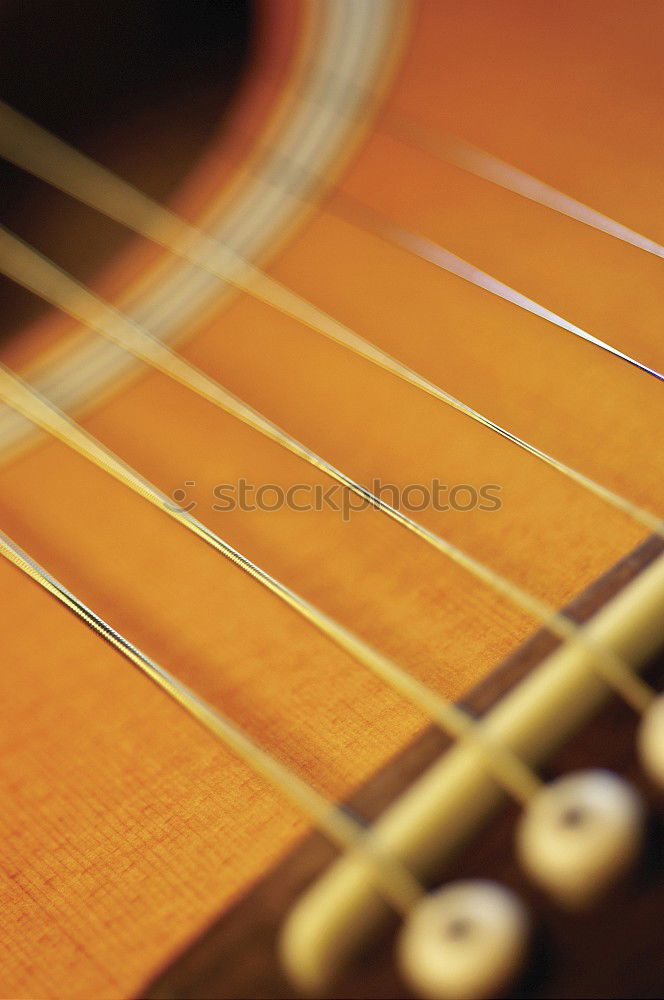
left=516, top=769, right=644, bottom=907
left=638, top=692, right=664, bottom=788
left=398, top=880, right=529, bottom=1000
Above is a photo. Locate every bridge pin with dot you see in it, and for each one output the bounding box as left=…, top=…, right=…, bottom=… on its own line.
left=516, top=769, right=644, bottom=907
left=398, top=880, right=529, bottom=1000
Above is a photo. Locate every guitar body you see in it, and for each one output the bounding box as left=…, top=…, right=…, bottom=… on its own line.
left=0, top=2, right=662, bottom=997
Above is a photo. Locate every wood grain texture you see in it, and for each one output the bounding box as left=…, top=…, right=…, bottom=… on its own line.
left=144, top=536, right=664, bottom=1000
left=0, top=2, right=664, bottom=996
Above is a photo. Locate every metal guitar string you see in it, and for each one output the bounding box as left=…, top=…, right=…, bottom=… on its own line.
left=0, top=528, right=422, bottom=914
left=194, top=59, right=664, bottom=379
left=140, top=105, right=664, bottom=384
left=0, top=95, right=658, bottom=807
left=0, top=224, right=656, bottom=733
left=0, top=94, right=657, bottom=943
left=0, top=100, right=661, bottom=543
left=0, top=105, right=659, bottom=710
left=0, top=16, right=660, bottom=991
left=0, top=266, right=650, bottom=820
left=291, top=54, right=664, bottom=270
left=328, top=189, right=664, bottom=380
left=0, top=101, right=664, bottom=552
left=0, top=101, right=664, bottom=537
left=0, top=362, right=546, bottom=804
left=383, top=109, right=664, bottom=262
left=108, top=96, right=664, bottom=389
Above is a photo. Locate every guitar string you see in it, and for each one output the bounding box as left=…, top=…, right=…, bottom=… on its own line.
left=0, top=99, right=661, bottom=545
left=0, top=111, right=659, bottom=713
left=0, top=52, right=656, bottom=997
left=0, top=133, right=652, bottom=900
left=0, top=31, right=657, bottom=969
left=0, top=527, right=422, bottom=913
left=382, top=109, right=664, bottom=261
left=0, top=226, right=655, bottom=720
left=373, top=114, right=664, bottom=373
left=0, top=362, right=546, bottom=804
left=291, top=54, right=664, bottom=270
left=327, top=190, right=664, bottom=381
left=0, top=45, right=658, bottom=971
left=215, top=59, right=664, bottom=369
left=149, top=111, right=664, bottom=384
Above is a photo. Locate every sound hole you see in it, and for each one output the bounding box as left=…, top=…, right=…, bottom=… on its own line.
left=0, top=0, right=254, bottom=343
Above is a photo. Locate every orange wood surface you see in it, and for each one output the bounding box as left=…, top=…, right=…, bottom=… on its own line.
left=0, top=2, right=663, bottom=996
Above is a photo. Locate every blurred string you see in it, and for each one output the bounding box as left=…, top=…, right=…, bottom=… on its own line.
left=0, top=99, right=659, bottom=721
left=0, top=226, right=656, bottom=718
left=382, top=109, right=664, bottom=261
left=0, top=352, right=548, bottom=804
left=0, top=94, right=658, bottom=837
left=0, top=16, right=661, bottom=936
left=0, top=99, right=661, bottom=542
left=174, top=66, right=664, bottom=378
left=0, top=526, right=423, bottom=914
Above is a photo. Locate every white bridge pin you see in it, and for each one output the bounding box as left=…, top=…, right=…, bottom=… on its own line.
left=397, top=880, right=529, bottom=1000
left=638, top=693, right=664, bottom=788
left=516, top=769, right=644, bottom=907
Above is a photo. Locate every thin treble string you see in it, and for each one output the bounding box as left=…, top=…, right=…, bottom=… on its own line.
left=377, top=112, right=664, bottom=382
left=0, top=111, right=658, bottom=715
left=0, top=362, right=543, bottom=804
left=0, top=226, right=655, bottom=719
left=0, top=101, right=661, bottom=546
left=382, top=109, right=664, bottom=261
left=0, top=527, right=422, bottom=913
left=145, top=109, right=664, bottom=383
left=328, top=190, right=664, bottom=382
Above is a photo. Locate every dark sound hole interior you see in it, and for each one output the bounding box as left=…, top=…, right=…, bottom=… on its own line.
left=0, top=0, right=255, bottom=342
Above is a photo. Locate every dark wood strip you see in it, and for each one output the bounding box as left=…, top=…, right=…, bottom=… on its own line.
left=143, top=536, right=664, bottom=1000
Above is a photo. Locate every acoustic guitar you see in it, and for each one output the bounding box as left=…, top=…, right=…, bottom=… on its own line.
left=0, top=1, right=662, bottom=997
